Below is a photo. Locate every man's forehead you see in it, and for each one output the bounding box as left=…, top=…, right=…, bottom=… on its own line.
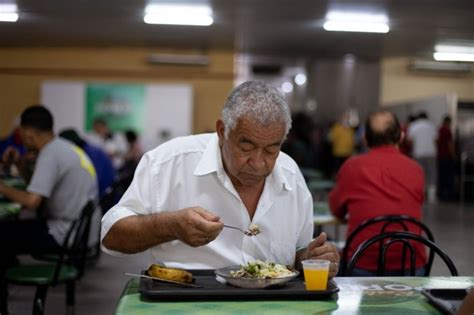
left=232, top=117, right=285, bottom=142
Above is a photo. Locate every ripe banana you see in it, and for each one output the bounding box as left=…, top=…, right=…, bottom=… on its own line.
left=147, top=264, right=194, bottom=283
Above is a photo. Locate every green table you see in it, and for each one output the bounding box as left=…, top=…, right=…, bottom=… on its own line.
left=114, top=276, right=474, bottom=315
left=2, top=177, right=27, bottom=190
left=0, top=201, right=21, bottom=219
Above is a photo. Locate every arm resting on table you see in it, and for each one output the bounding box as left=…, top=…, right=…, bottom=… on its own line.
left=0, top=183, right=42, bottom=211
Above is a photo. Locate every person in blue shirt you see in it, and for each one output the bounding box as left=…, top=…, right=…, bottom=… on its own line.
left=59, top=129, right=116, bottom=199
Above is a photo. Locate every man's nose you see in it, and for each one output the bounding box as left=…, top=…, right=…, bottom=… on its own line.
left=249, top=150, right=265, bottom=170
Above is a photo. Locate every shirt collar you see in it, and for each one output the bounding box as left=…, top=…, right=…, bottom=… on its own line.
left=193, top=133, right=292, bottom=191
left=271, top=157, right=293, bottom=191
left=193, top=133, right=222, bottom=176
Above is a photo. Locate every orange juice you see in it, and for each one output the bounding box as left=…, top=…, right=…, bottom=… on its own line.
left=303, top=268, right=329, bottom=290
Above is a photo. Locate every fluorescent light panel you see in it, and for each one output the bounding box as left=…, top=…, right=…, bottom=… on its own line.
left=0, top=12, right=18, bottom=22
left=0, top=3, right=18, bottom=22
left=324, top=11, right=389, bottom=33
left=433, top=53, right=474, bottom=63
left=144, top=4, right=213, bottom=26
left=434, top=45, right=474, bottom=62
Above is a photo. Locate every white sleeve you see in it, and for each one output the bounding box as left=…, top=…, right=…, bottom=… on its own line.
left=100, top=153, right=155, bottom=256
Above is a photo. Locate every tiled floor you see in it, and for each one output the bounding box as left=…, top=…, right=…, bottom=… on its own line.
left=7, top=202, right=474, bottom=315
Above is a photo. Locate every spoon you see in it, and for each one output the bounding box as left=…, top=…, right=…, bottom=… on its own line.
left=223, top=224, right=261, bottom=236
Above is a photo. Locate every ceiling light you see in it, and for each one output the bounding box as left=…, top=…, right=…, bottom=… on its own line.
left=282, top=82, right=293, bottom=93
left=0, top=3, right=18, bottom=22
left=144, top=4, right=213, bottom=26
left=294, top=74, right=307, bottom=86
left=0, top=12, right=18, bottom=22
left=324, top=11, right=389, bottom=33
left=434, top=45, right=474, bottom=62
left=433, top=53, right=474, bottom=63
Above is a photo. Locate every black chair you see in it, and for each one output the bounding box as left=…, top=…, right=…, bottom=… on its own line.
left=6, top=200, right=95, bottom=315
left=340, top=215, right=435, bottom=276
left=346, top=231, right=459, bottom=276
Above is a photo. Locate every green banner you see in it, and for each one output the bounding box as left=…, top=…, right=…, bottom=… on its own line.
left=85, top=83, right=145, bottom=133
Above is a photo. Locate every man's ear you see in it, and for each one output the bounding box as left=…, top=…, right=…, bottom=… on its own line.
left=216, top=119, right=225, bottom=147
left=399, top=131, right=405, bottom=144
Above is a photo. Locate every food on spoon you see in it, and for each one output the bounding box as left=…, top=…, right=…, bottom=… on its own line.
left=245, top=224, right=261, bottom=236
left=230, top=260, right=294, bottom=279
left=147, top=264, right=194, bottom=283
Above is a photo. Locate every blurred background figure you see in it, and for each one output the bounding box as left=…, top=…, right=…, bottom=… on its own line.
left=408, top=111, right=437, bottom=203
left=0, top=126, right=25, bottom=160
left=124, top=129, right=143, bottom=171
left=329, top=110, right=426, bottom=276
left=59, top=128, right=116, bottom=200
left=87, top=118, right=128, bottom=170
left=281, top=112, right=314, bottom=169
left=399, top=114, right=416, bottom=157
left=436, top=115, right=456, bottom=201
left=328, top=112, right=355, bottom=177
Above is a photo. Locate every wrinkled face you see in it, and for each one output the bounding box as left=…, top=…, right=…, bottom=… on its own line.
left=217, top=117, right=286, bottom=188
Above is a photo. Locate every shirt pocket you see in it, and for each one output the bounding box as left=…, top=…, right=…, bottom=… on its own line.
left=270, top=241, right=295, bottom=266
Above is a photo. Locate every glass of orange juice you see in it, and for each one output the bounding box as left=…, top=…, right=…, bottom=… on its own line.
left=301, top=259, right=330, bottom=290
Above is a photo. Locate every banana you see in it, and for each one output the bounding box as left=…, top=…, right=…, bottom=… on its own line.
left=147, top=264, right=194, bottom=283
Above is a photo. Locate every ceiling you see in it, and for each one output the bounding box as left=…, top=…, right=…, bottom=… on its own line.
left=1, top=0, right=473, bottom=59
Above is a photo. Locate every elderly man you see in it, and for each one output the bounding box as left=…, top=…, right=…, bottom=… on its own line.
left=0, top=105, right=99, bottom=314
left=329, top=110, right=426, bottom=276
left=102, top=81, right=340, bottom=274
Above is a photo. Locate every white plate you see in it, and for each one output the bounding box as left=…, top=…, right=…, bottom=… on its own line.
left=214, top=266, right=299, bottom=289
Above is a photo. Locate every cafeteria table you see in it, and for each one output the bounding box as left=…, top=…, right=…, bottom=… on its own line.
left=114, top=276, right=474, bottom=314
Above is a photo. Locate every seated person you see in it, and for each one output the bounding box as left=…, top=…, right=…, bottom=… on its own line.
left=0, top=105, right=99, bottom=314
left=102, top=81, right=340, bottom=273
left=329, top=110, right=426, bottom=276
left=59, top=128, right=116, bottom=200
left=87, top=118, right=128, bottom=170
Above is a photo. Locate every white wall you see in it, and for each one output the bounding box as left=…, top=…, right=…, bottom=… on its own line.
left=41, top=81, right=193, bottom=151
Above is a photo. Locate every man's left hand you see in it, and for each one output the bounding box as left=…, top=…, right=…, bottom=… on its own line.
left=301, top=232, right=340, bottom=278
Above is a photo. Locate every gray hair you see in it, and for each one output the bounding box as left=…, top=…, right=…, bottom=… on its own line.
left=222, top=81, right=292, bottom=138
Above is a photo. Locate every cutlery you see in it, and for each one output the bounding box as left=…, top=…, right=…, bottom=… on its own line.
left=124, top=272, right=203, bottom=288
left=223, top=224, right=250, bottom=235
left=223, top=224, right=260, bottom=236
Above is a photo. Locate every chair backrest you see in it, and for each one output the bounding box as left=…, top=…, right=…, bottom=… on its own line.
left=346, top=231, right=458, bottom=276
left=51, top=200, right=95, bottom=285
left=341, top=215, right=435, bottom=275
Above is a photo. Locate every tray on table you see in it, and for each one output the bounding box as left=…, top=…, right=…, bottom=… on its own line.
left=139, top=270, right=339, bottom=301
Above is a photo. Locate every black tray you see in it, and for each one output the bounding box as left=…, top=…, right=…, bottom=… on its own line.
left=421, top=288, right=468, bottom=315
left=139, top=270, right=339, bottom=301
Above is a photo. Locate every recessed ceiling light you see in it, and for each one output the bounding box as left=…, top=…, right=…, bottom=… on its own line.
left=294, top=74, right=307, bottom=86
left=144, top=4, right=213, bottom=26
left=324, top=11, right=389, bottom=33
left=434, top=45, right=474, bottom=62
left=282, top=82, right=293, bottom=93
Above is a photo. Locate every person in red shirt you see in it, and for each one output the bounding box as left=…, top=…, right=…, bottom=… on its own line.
left=329, top=110, right=427, bottom=276
left=437, top=115, right=455, bottom=201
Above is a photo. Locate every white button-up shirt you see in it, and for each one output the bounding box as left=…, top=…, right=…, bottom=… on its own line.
left=101, top=133, right=313, bottom=269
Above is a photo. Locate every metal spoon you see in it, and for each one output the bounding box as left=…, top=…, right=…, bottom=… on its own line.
left=223, top=224, right=260, bottom=236
left=124, top=272, right=203, bottom=288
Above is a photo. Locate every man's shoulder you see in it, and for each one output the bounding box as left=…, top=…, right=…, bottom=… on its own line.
left=276, top=151, right=301, bottom=174
left=146, top=133, right=214, bottom=164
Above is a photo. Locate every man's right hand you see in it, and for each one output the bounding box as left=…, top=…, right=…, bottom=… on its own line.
left=172, top=207, right=224, bottom=247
